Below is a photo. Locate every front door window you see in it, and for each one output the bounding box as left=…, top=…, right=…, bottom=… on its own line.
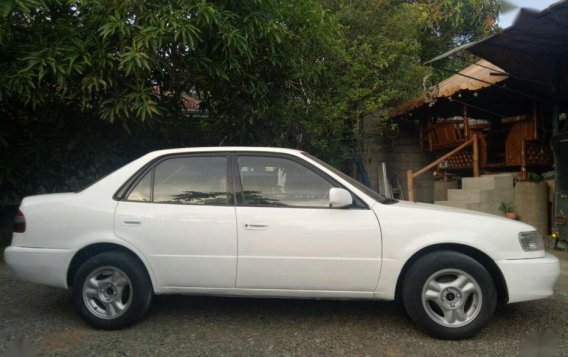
left=237, top=156, right=333, bottom=208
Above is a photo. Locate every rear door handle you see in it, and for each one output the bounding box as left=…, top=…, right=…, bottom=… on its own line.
left=244, top=223, right=269, bottom=230
left=122, top=217, right=142, bottom=226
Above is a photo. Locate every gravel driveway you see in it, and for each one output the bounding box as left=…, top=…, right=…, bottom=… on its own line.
left=1, top=251, right=567, bottom=357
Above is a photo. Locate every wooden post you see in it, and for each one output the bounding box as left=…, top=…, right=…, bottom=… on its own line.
left=520, top=140, right=528, bottom=181
left=407, top=169, right=415, bottom=202
left=533, top=101, right=538, bottom=140
left=428, top=115, right=433, bottom=152
left=463, top=104, right=470, bottom=139
left=419, top=120, right=424, bottom=153
left=473, top=134, right=479, bottom=177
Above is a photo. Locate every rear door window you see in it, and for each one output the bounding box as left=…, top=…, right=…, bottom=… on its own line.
left=127, top=156, right=229, bottom=205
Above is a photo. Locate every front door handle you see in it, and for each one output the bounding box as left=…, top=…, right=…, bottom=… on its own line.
left=244, top=223, right=269, bottom=230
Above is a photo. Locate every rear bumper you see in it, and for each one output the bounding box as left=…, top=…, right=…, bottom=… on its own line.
left=4, top=246, right=73, bottom=289
left=497, top=253, right=560, bottom=303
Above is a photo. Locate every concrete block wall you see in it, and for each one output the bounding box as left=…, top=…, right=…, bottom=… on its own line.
left=363, top=118, right=435, bottom=203
left=513, top=181, right=548, bottom=236
left=436, top=174, right=515, bottom=216
left=435, top=175, right=549, bottom=235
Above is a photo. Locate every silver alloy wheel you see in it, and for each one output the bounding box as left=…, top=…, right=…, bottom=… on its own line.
left=421, top=268, right=483, bottom=328
left=82, top=266, right=133, bottom=320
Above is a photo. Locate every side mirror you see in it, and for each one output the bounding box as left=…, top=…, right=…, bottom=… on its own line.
left=329, top=188, right=353, bottom=208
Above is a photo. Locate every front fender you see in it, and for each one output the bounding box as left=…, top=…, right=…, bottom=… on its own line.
left=371, top=200, right=537, bottom=300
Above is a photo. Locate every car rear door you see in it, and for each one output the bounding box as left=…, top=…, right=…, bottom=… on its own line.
left=114, top=153, right=237, bottom=289
left=234, top=153, right=381, bottom=294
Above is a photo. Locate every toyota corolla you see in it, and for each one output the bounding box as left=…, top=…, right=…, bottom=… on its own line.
left=4, top=147, right=560, bottom=339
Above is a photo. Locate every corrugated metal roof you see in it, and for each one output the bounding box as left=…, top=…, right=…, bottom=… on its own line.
left=427, top=1, right=568, bottom=63
left=426, top=0, right=568, bottom=96
left=470, top=1, right=568, bottom=84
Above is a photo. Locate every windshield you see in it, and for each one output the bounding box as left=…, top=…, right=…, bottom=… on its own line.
left=302, top=153, right=396, bottom=204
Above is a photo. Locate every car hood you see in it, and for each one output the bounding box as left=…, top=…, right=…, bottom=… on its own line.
left=392, top=200, right=505, bottom=219
left=385, top=200, right=534, bottom=229
left=373, top=200, right=541, bottom=260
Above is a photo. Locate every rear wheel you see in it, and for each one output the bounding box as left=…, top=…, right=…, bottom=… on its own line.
left=72, top=251, right=153, bottom=329
left=402, top=251, right=497, bottom=340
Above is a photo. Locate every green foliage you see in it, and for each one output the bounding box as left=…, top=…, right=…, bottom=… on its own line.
left=1, top=0, right=335, bottom=122
left=307, top=0, right=499, bottom=156
left=498, top=202, right=514, bottom=213
left=528, top=172, right=543, bottom=183
left=412, top=0, right=499, bottom=57
left=498, top=0, right=518, bottom=14
left=0, top=0, right=500, bottom=203
left=0, top=0, right=338, bottom=202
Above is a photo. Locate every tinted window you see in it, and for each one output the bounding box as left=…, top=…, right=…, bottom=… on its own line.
left=238, top=156, right=333, bottom=207
left=152, top=156, right=229, bottom=205
left=127, top=171, right=152, bottom=201
left=302, top=152, right=394, bottom=204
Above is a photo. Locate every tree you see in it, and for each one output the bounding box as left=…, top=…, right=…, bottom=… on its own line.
left=0, top=0, right=500, bottom=203
left=0, top=0, right=338, bottom=202
left=301, top=0, right=500, bottom=164
left=199, top=0, right=502, bottom=168
left=1, top=0, right=339, bottom=121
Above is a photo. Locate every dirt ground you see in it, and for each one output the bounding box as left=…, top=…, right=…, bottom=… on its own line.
left=0, top=250, right=567, bottom=356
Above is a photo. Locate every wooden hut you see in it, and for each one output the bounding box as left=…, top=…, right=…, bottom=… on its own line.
left=389, top=59, right=554, bottom=187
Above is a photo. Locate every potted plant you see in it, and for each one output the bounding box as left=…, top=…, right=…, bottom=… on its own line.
left=498, top=202, right=517, bottom=220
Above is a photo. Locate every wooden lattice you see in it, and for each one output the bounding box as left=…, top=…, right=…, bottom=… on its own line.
left=526, top=141, right=553, bottom=166
left=438, top=149, right=473, bottom=170
left=502, top=114, right=531, bottom=124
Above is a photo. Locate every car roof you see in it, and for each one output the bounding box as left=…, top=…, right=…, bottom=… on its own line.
left=146, top=146, right=305, bottom=157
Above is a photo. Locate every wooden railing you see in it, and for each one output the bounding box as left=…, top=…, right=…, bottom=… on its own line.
left=407, top=135, right=479, bottom=202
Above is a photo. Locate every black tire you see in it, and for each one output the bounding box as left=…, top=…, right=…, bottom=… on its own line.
left=402, top=251, right=497, bottom=340
left=71, top=251, right=153, bottom=330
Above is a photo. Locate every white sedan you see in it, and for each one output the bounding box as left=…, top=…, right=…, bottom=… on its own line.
left=4, top=147, right=560, bottom=339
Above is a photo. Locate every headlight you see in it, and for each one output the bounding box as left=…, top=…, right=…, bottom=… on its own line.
left=518, top=231, right=544, bottom=251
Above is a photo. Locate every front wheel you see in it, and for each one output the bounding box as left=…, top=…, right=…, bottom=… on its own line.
left=402, top=251, right=497, bottom=340
left=71, top=251, right=153, bottom=329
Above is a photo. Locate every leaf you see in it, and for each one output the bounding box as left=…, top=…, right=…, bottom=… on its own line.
left=499, top=0, right=518, bottom=13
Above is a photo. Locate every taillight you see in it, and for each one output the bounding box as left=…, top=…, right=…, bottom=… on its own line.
left=13, top=209, right=26, bottom=233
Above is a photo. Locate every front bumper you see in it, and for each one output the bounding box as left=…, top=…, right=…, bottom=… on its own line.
left=4, top=246, right=73, bottom=289
left=497, top=253, right=560, bottom=303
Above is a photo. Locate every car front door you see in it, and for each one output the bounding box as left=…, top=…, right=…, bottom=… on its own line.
left=234, top=154, right=381, bottom=293
left=114, top=153, right=237, bottom=289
